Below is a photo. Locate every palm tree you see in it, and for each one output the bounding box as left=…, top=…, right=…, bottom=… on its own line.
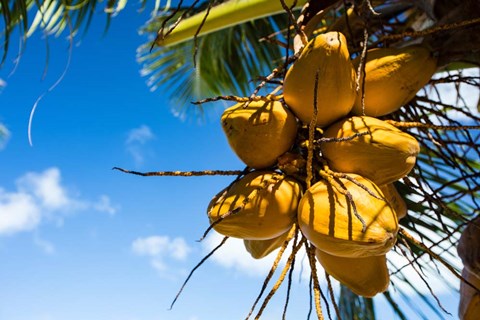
left=2, top=1, right=480, bottom=319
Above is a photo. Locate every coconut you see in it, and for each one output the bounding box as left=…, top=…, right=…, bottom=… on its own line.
left=320, top=116, right=420, bottom=186
left=316, top=249, right=390, bottom=298
left=244, top=230, right=290, bottom=259
left=380, top=183, right=408, bottom=220
left=298, top=174, right=398, bottom=257
left=459, top=268, right=480, bottom=320
left=458, top=216, right=480, bottom=274
left=283, top=31, right=356, bottom=127
left=221, top=99, right=297, bottom=169
left=352, top=45, right=437, bottom=117
left=208, top=171, right=302, bottom=240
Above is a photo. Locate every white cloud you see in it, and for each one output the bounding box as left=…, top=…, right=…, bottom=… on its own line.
left=17, top=168, right=71, bottom=210
left=125, top=125, right=155, bottom=165
left=0, top=78, right=6, bottom=88
left=132, top=236, right=171, bottom=256
left=0, top=167, right=119, bottom=238
left=132, top=235, right=192, bottom=276
left=202, top=232, right=277, bottom=277
left=201, top=232, right=313, bottom=282
left=169, top=237, right=191, bottom=260
left=0, top=189, right=40, bottom=235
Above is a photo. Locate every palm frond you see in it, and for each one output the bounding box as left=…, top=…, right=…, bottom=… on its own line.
left=138, top=12, right=290, bottom=119
left=0, top=0, right=157, bottom=65
left=337, top=285, right=376, bottom=320
left=155, top=0, right=308, bottom=47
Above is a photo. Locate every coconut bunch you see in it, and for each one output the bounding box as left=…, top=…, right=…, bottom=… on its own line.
left=205, top=30, right=441, bottom=298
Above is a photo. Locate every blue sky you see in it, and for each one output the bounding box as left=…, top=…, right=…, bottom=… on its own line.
left=0, top=2, right=477, bottom=320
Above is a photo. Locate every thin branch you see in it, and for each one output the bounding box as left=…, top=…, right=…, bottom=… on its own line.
left=399, top=228, right=464, bottom=284
left=306, top=68, right=320, bottom=189
left=169, top=236, right=229, bottom=309
left=254, top=236, right=306, bottom=319
left=113, top=167, right=243, bottom=177
left=380, top=17, right=480, bottom=42
left=245, top=225, right=298, bottom=320
left=385, top=120, right=480, bottom=131
left=325, top=272, right=341, bottom=320
left=192, top=94, right=282, bottom=105
left=305, top=242, right=325, bottom=320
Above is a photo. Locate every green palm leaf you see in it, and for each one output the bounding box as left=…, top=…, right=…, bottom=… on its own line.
left=138, top=12, right=290, bottom=118
left=337, top=285, right=376, bottom=320
left=0, top=0, right=152, bottom=64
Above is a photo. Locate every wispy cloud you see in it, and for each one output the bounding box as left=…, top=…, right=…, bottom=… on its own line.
left=0, top=167, right=119, bottom=237
left=126, top=125, right=154, bottom=144
left=0, top=123, right=10, bottom=150
left=201, top=232, right=278, bottom=277
left=92, top=195, right=118, bottom=216
left=33, top=233, right=56, bottom=255
left=201, top=232, right=313, bottom=282
left=132, top=235, right=191, bottom=277
left=125, top=125, right=155, bottom=166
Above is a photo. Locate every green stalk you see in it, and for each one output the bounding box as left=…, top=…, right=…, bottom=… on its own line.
left=157, top=0, right=308, bottom=47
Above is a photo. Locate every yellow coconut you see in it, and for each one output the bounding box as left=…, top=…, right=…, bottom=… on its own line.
left=244, top=230, right=290, bottom=259
left=380, top=183, right=408, bottom=220
left=459, top=268, right=480, bottom=320
left=352, top=45, right=438, bottom=117
left=283, top=31, right=356, bottom=127
left=458, top=216, right=480, bottom=319
left=316, top=249, right=390, bottom=298
left=298, top=174, right=398, bottom=257
left=459, top=293, right=480, bottom=320
left=221, top=99, right=298, bottom=169
left=320, top=116, right=420, bottom=186
left=458, top=216, right=480, bottom=274
left=208, top=171, right=302, bottom=240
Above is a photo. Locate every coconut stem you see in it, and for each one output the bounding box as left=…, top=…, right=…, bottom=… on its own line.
left=399, top=228, right=464, bottom=284
left=112, top=167, right=243, bottom=177
left=318, top=170, right=368, bottom=232
left=254, top=235, right=306, bottom=319
left=245, top=225, right=298, bottom=320
left=325, top=272, right=342, bottom=320
left=385, top=120, right=480, bottom=131
left=169, top=235, right=229, bottom=310
left=306, top=68, right=320, bottom=189
left=380, top=17, right=480, bottom=43
left=305, top=242, right=325, bottom=320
